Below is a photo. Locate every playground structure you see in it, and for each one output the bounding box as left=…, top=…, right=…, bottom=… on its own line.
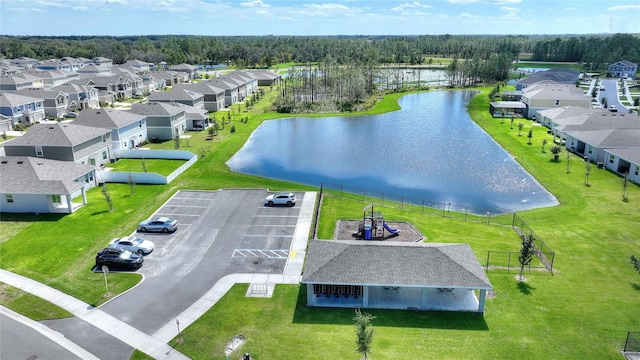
left=355, top=203, right=400, bottom=240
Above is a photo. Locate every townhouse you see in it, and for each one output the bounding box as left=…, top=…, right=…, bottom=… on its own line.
left=73, top=108, right=147, bottom=150
left=129, top=102, right=186, bottom=140
left=0, top=92, right=46, bottom=126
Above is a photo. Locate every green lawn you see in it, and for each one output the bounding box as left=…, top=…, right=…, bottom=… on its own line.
left=105, top=158, right=187, bottom=176
left=1, top=85, right=639, bottom=359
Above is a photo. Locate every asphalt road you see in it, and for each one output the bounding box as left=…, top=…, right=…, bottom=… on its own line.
left=37, top=189, right=304, bottom=359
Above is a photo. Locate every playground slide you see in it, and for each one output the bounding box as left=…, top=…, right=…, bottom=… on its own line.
left=383, top=223, right=400, bottom=234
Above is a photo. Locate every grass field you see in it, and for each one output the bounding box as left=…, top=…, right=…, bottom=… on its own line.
left=1, top=85, right=639, bottom=359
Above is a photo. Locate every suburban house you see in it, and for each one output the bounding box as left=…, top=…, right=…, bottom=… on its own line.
left=223, top=70, right=258, bottom=98
left=140, top=73, right=165, bottom=93
left=148, top=88, right=205, bottom=109
left=15, top=88, right=70, bottom=119
left=122, top=59, right=151, bottom=73
left=52, top=82, right=100, bottom=110
left=129, top=102, right=186, bottom=140
left=92, top=57, right=113, bottom=69
left=3, top=122, right=113, bottom=167
left=207, top=78, right=240, bottom=106
left=0, top=92, right=46, bottom=126
left=169, top=63, right=198, bottom=80
left=520, top=81, right=592, bottom=118
left=172, top=103, right=209, bottom=131
left=111, top=69, right=145, bottom=97
left=302, top=240, right=493, bottom=313
left=0, top=156, right=96, bottom=214
left=0, top=73, right=41, bottom=91
left=603, top=148, right=640, bottom=184
left=0, top=114, right=12, bottom=133
left=564, top=127, right=640, bottom=164
left=84, top=74, right=133, bottom=100
left=72, top=108, right=147, bottom=150
left=246, top=69, right=281, bottom=86
left=77, top=64, right=111, bottom=76
left=608, top=60, right=637, bottom=79
left=148, top=71, right=184, bottom=87
left=9, top=57, right=39, bottom=69
left=515, top=68, right=580, bottom=91
left=172, top=82, right=226, bottom=112
left=22, top=70, right=71, bottom=89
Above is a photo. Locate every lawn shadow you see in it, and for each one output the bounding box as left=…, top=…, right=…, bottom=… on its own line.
left=517, top=281, right=535, bottom=295
left=630, top=282, right=640, bottom=291
left=91, top=210, right=110, bottom=216
left=292, top=285, right=488, bottom=330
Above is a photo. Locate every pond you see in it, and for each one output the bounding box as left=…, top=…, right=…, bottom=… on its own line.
left=226, top=91, right=559, bottom=214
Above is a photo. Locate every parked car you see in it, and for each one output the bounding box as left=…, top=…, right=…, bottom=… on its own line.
left=95, top=247, right=143, bottom=270
left=609, top=105, right=617, bottom=112
left=264, top=192, right=296, bottom=206
left=109, top=236, right=155, bottom=255
left=138, top=216, right=178, bottom=233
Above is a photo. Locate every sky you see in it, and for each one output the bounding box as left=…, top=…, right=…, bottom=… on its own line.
left=1, top=0, right=639, bottom=37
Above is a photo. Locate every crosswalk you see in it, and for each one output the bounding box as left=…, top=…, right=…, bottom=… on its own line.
left=232, top=249, right=290, bottom=259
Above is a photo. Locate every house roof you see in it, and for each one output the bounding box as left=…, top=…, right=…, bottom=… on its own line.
left=246, top=69, right=281, bottom=81
left=130, top=102, right=185, bottom=116
left=557, top=111, right=640, bottom=132
left=516, top=68, right=580, bottom=85
left=4, top=122, right=110, bottom=147
left=0, top=92, right=43, bottom=107
left=490, top=101, right=527, bottom=109
left=173, top=82, right=225, bottom=96
left=171, top=103, right=207, bottom=119
left=149, top=88, right=203, bottom=101
left=301, top=240, right=492, bottom=289
left=564, top=128, right=640, bottom=148
left=609, top=60, right=637, bottom=68
left=16, top=88, right=68, bottom=101
left=606, top=148, right=640, bottom=164
left=522, top=81, right=590, bottom=101
left=0, top=156, right=95, bottom=194
left=73, top=108, right=145, bottom=129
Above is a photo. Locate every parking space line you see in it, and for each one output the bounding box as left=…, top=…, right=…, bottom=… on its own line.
left=172, top=197, right=215, bottom=200
left=249, top=224, right=296, bottom=227
left=163, top=205, right=208, bottom=208
left=232, top=249, right=290, bottom=259
left=254, top=215, right=299, bottom=218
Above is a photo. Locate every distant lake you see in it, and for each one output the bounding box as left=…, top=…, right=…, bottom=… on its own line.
left=227, top=91, right=559, bottom=214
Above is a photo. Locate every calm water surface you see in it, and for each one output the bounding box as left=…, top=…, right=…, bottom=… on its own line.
left=227, top=91, right=558, bottom=213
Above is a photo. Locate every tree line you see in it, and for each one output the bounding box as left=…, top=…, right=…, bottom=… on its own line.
left=1, top=33, right=638, bottom=70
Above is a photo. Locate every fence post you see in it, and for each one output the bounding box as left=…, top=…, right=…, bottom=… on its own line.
left=508, top=252, right=511, bottom=272
left=464, top=207, right=468, bottom=222
left=486, top=251, right=490, bottom=270
left=381, top=193, right=384, bottom=207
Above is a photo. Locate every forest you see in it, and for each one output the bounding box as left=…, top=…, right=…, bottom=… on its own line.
left=1, top=33, right=638, bottom=70
left=2, top=33, right=638, bottom=113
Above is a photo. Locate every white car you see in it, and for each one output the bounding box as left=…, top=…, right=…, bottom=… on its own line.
left=109, top=236, right=155, bottom=255
left=264, top=192, right=296, bottom=207
left=609, top=105, right=617, bottom=112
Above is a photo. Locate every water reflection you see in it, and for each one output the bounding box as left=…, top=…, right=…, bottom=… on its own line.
left=227, top=91, right=558, bottom=214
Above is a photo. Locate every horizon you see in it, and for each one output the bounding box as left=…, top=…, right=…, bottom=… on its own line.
left=1, top=0, right=639, bottom=37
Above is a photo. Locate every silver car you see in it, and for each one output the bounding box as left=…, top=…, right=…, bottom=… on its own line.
left=138, top=216, right=178, bottom=233
left=264, top=192, right=296, bottom=207
left=109, top=236, right=155, bottom=255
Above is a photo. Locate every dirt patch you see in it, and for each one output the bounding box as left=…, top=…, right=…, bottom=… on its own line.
left=333, top=220, right=425, bottom=242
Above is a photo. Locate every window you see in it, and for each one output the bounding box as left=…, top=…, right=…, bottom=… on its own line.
left=5, top=194, right=14, bottom=203
left=139, top=121, right=142, bottom=127
left=35, top=145, right=43, bottom=157
left=635, top=166, right=639, bottom=176
left=555, top=100, right=560, bottom=105
left=609, top=155, right=615, bottom=164
left=51, top=194, right=61, bottom=204
left=102, top=135, right=106, bottom=142
left=102, top=151, right=107, bottom=160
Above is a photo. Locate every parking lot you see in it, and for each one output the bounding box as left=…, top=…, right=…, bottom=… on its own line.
left=98, top=189, right=310, bottom=334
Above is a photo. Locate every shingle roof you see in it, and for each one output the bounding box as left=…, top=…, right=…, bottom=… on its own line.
left=0, top=156, right=94, bottom=194
left=302, top=240, right=492, bottom=289
left=523, top=81, right=589, bottom=100
left=565, top=129, right=640, bottom=148
left=149, top=88, right=203, bottom=101
left=606, top=148, right=640, bottom=164
left=4, top=123, right=109, bottom=147
left=0, top=92, right=43, bottom=107
left=130, top=102, right=184, bottom=116
left=73, top=108, right=145, bottom=129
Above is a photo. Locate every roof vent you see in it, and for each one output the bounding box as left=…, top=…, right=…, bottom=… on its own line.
left=1, top=160, right=7, bottom=164
left=17, top=161, right=23, bottom=164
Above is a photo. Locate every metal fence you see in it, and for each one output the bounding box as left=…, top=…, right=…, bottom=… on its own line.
left=319, top=182, right=557, bottom=274
left=484, top=251, right=547, bottom=273
left=512, top=213, right=556, bottom=274
left=320, top=182, right=515, bottom=227
left=624, top=332, right=640, bottom=355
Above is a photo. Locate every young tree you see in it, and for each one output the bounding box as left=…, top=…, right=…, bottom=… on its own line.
left=631, top=255, right=640, bottom=274
left=517, top=122, right=524, bottom=136
left=541, top=138, right=548, bottom=153
left=622, top=171, right=629, bottom=201
left=584, top=160, right=591, bottom=186
left=527, top=129, right=533, bottom=145
left=128, top=172, right=136, bottom=195
left=101, top=184, right=114, bottom=212
left=518, top=233, right=536, bottom=281
left=550, top=145, right=562, bottom=161
left=354, top=309, right=375, bottom=360
left=174, top=133, right=181, bottom=149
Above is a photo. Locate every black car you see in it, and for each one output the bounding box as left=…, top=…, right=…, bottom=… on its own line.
left=95, top=247, right=143, bottom=270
